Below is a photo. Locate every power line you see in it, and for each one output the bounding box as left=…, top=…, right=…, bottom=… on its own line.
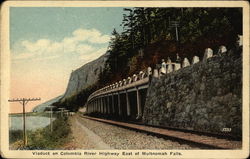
left=8, top=97, right=41, bottom=146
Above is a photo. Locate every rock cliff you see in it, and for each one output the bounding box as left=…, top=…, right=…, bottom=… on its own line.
left=60, top=53, right=109, bottom=102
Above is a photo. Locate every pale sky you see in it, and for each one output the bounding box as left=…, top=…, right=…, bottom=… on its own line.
left=10, top=7, right=125, bottom=113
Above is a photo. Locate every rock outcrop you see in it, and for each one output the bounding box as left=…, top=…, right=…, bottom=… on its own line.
left=60, top=53, right=109, bottom=102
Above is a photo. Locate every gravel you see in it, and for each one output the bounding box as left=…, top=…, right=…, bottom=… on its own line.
left=73, top=115, right=198, bottom=149
left=62, top=116, right=96, bottom=149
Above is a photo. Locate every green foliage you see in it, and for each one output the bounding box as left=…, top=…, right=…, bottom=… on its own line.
left=26, top=116, right=70, bottom=149
left=9, top=130, right=23, bottom=144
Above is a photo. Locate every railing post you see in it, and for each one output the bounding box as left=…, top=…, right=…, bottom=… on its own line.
left=136, top=87, right=142, bottom=119
left=126, top=90, right=131, bottom=116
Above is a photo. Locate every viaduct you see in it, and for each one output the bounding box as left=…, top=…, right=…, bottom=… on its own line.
left=86, top=46, right=230, bottom=121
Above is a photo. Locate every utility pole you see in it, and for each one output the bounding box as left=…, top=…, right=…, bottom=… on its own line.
left=170, top=21, right=180, bottom=41
left=8, top=98, right=41, bottom=146
left=64, top=110, right=69, bottom=116
left=46, top=106, right=55, bottom=132
left=58, top=108, right=65, bottom=117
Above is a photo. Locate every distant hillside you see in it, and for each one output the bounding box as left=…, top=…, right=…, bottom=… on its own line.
left=32, top=95, right=62, bottom=112
left=60, top=53, right=109, bottom=102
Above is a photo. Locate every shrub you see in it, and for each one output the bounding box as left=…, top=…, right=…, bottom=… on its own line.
left=27, top=116, right=70, bottom=149
left=9, top=130, right=23, bottom=143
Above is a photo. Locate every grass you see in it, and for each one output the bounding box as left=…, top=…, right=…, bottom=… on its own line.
left=10, top=116, right=71, bottom=150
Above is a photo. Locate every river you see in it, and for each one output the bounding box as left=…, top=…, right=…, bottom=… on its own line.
left=9, top=116, right=55, bottom=131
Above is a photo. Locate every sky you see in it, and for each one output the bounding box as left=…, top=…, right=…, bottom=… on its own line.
left=10, top=7, right=126, bottom=113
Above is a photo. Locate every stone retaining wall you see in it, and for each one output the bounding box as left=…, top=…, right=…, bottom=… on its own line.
left=143, top=48, right=242, bottom=137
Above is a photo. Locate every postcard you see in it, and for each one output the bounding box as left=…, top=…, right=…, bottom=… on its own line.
left=0, top=1, right=249, bottom=158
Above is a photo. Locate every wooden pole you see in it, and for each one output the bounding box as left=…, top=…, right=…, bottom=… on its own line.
left=8, top=97, right=41, bottom=146
left=175, top=24, right=179, bottom=41
left=50, top=107, right=52, bottom=132
left=22, top=99, right=26, bottom=145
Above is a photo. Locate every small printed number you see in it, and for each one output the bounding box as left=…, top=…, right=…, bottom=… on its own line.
left=221, top=128, right=231, bottom=132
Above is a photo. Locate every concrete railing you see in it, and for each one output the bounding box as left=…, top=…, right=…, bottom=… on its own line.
left=88, top=67, right=152, bottom=101
left=153, top=45, right=228, bottom=78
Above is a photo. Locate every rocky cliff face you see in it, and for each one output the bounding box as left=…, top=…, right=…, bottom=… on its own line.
left=143, top=48, right=242, bottom=137
left=60, top=53, right=109, bottom=102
